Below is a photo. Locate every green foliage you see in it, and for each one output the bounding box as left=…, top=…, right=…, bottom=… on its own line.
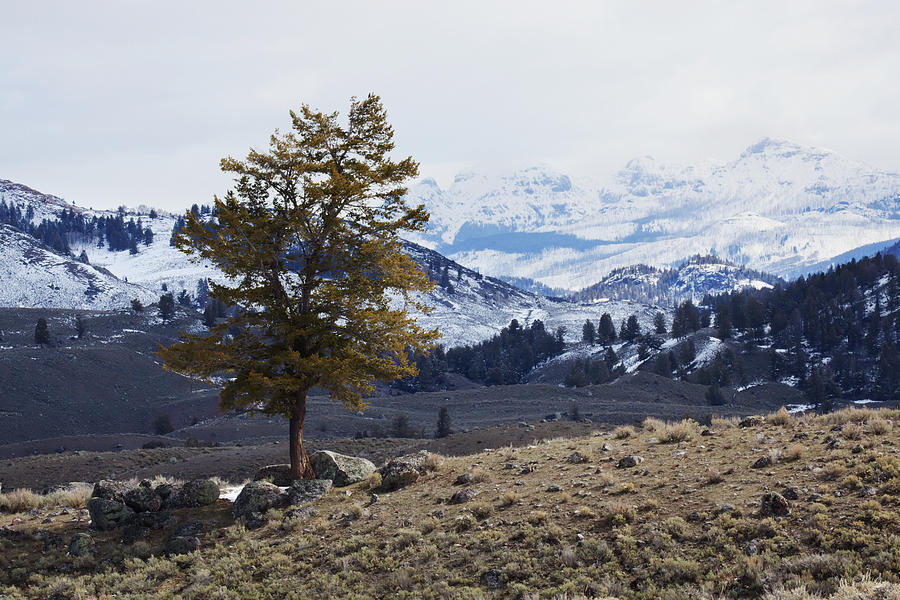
left=34, top=317, right=50, bottom=346
left=158, top=292, right=175, bottom=321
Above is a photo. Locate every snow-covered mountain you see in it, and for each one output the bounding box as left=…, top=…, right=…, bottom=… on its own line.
left=406, top=139, right=900, bottom=290
left=0, top=179, right=665, bottom=347
left=0, top=225, right=157, bottom=310
left=571, top=255, right=781, bottom=306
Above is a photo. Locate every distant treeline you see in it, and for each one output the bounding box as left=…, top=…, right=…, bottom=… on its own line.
left=0, top=201, right=155, bottom=256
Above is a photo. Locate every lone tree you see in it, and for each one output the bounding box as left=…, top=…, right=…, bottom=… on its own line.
left=435, top=406, right=452, bottom=438
left=34, top=318, right=51, bottom=347
left=159, top=94, right=437, bottom=479
left=158, top=292, right=175, bottom=321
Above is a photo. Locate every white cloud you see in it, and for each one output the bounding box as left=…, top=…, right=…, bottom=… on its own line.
left=1, top=0, right=898, bottom=210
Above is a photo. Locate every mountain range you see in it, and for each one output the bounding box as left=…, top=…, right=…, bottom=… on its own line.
left=406, top=138, right=900, bottom=290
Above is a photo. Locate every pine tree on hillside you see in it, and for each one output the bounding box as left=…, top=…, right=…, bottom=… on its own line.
left=158, top=95, right=437, bottom=480
left=34, top=318, right=51, bottom=347
left=597, top=313, right=617, bottom=344
left=654, top=311, right=667, bottom=334
left=435, top=406, right=452, bottom=438
left=158, top=292, right=175, bottom=321
left=582, top=319, right=596, bottom=344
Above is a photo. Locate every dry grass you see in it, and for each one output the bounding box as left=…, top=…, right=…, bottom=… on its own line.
left=423, top=452, right=445, bottom=472
left=769, top=407, right=793, bottom=426
left=642, top=417, right=666, bottom=433
left=613, top=425, right=635, bottom=439
left=468, top=466, right=490, bottom=483
left=783, top=444, right=805, bottom=462
left=659, top=420, right=694, bottom=444
left=869, top=416, right=893, bottom=436
left=499, top=490, right=521, bottom=506
left=0, top=483, right=92, bottom=513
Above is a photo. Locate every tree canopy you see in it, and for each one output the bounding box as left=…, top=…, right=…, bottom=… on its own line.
left=159, top=94, right=438, bottom=478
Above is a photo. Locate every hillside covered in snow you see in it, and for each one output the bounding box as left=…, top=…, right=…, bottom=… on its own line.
left=406, top=138, right=900, bottom=290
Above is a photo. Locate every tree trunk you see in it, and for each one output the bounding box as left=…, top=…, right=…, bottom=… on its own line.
left=289, top=389, right=315, bottom=480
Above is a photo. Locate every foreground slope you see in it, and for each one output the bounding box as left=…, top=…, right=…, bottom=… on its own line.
left=1, top=407, right=898, bottom=599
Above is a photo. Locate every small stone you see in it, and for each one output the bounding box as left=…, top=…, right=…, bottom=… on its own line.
left=862, top=486, right=878, bottom=497
left=700, top=429, right=714, bottom=436
left=745, top=539, right=760, bottom=555
left=852, top=445, right=864, bottom=454
left=752, top=456, right=772, bottom=469
left=455, top=473, right=474, bottom=485
left=450, top=488, right=477, bottom=504
left=520, top=465, right=536, bottom=474
left=68, top=533, right=95, bottom=557
left=760, top=492, right=791, bottom=517
left=717, top=503, right=737, bottom=515
left=617, top=455, right=643, bottom=469
left=481, top=569, right=506, bottom=589
left=567, top=452, right=587, bottom=464
left=431, top=509, right=445, bottom=518
left=782, top=486, right=800, bottom=500
left=165, top=535, right=200, bottom=555
left=547, top=484, right=561, bottom=493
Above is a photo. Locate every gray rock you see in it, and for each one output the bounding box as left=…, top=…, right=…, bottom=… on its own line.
left=155, top=483, right=181, bottom=506
left=124, top=486, right=162, bottom=513
left=782, top=486, right=800, bottom=500
left=481, top=569, right=506, bottom=589
left=134, top=510, right=176, bottom=530
left=379, top=451, right=432, bottom=491
left=547, top=484, right=562, bottom=492
left=174, top=520, right=205, bottom=538
left=171, top=479, right=220, bottom=508
left=752, top=456, right=772, bottom=469
left=165, top=535, right=200, bottom=555
left=567, top=452, right=588, bottom=464
left=283, top=506, right=318, bottom=522
left=450, top=488, right=477, bottom=504
left=740, top=416, right=764, bottom=428
left=253, top=464, right=294, bottom=486
left=232, top=481, right=288, bottom=519
left=88, top=497, right=135, bottom=531
left=617, top=455, right=644, bottom=469
left=92, top=480, right=133, bottom=503
left=244, top=512, right=268, bottom=530
left=287, top=479, right=332, bottom=505
left=68, top=533, right=95, bottom=557
left=310, top=451, right=376, bottom=487
left=455, top=472, right=474, bottom=485
left=760, top=492, right=791, bottom=517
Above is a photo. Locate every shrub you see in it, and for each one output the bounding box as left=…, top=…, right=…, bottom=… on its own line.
left=499, top=490, right=521, bottom=507
left=470, top=502, right=493, bottom=520
left=870, top=417, right=893, bottom=436
left=783, top=444, right=804, bottom=462
left=769, top=407, right=793, bottom=426
left=659, top=421, right=694, bottom=443
left=613, top=425, right=635, bottom=439
left=642, top=417, right=666, bottom=433
left=602, top=502, right=636, bottom=526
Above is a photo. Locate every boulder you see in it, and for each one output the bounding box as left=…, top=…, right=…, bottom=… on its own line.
left=617, top=455, right=644, bottom=469
left=68, top=533, right=95, bottom=557
left=134, top=511, right=177, bottom=530
left=752, top=456, right=772, bottom=469
left=172, top=479, right=220, bottom=508
left=481, top=569, right=506, bottom=589
left=380, top=451, right=432, bottom=491
left=253, top=464, right=294, bottom=486
left=782, top=486, right=800, bottom=501
left=121, top=525, right=150, bottom=545
left=310, top=451, right=376, bottom=487
left=124, top=486, right=162, bottom=513
left=760, top=492, right=791, bottom=517
left=155, top=483, right=180, bottom=505
left=287, top=479, right=332, bottom=505
left=455, top=473, right=473, bottom=485
left=740, top=416, right=764, bottom=428
left=232, top=481, right=288, bottom=519
left=87, top=498, right=135, bottom=530
left=165, top=535, right=200, bottom=555
left=92, top=480, right=133, bottom=503
left=449, top=488, right=477, bottom=504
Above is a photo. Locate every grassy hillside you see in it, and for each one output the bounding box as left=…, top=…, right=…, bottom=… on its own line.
left=1, top=407, right=899, bottom=599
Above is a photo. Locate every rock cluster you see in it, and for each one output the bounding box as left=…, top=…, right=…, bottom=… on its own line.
left=379, top=451, right=434, bottom=491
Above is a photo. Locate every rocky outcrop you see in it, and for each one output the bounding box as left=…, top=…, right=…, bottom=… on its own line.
left=232, top=481, right=288, bottom=520
left=92, top=480, right=133, bottom=503
left=171, top=479, right=220, bottom=508
left=379, top=451, right=433, bottom=491
left=760, top=492, right=791, bottom=517
left=68, top=533, right=95, bottom=557
left=253, top=465, right=294, bottom=486
left=124, top=484, right=162, bottom=513
left=287, top=479, right=332, bottom=505
left=87, top=498, right=135, bottom=531
left=310, top=451, right=376, bottom=487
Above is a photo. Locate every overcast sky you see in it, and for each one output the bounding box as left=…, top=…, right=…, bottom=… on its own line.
left=2, top=1, right=898, bottom=211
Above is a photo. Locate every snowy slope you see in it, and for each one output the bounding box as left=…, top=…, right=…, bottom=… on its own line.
left=0, top=225, right=157, bottom=310
left=0, top=179, right=666, bottom=347
left=406, top=139, right=900, bottom=290
left=572, top=255, right=780, bottom=305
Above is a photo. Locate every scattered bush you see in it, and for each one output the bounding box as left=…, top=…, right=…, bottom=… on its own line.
left=613, top=425, right=635, bottom=439
left=769, top=407, right=793, bottom=426
left=659, top=421, right=694, bottom=444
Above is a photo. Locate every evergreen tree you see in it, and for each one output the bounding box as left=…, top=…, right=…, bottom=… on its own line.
left=195, top=278, right=210, bottom=308
left=131, top=298, right=144, bottom=312
left=597, top=313, right=617, bottom=344
left=75, top=314, right=87, bottom=339
left=158, top=95, right=436, bottom=480
left=582, top=319, right=596, bottom=344
left=34, top=318, right=51, bottom=347
left=706, top=383, right=726, bottom=406
left=158, top=292, right=175, bottom=321
left=78, top=249, right=90, bottom=264
left=177, top=289, right=192, bottom=306
left=653, top=311, right=667, bottom=334
left=435, top=406, right=452, bottom=438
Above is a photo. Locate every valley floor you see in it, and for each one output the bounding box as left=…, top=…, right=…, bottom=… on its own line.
left=1, top=407, right=899, bottom=599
